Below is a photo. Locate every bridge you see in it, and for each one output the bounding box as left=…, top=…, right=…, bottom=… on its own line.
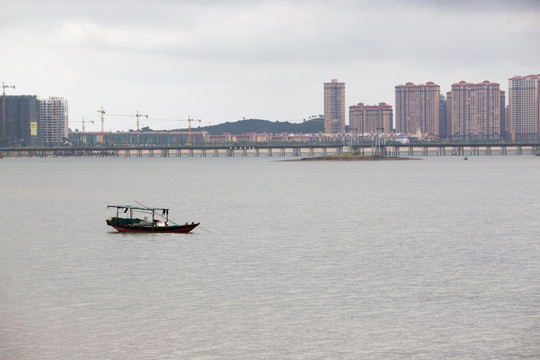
left=1, top=143, right=540, bottom=158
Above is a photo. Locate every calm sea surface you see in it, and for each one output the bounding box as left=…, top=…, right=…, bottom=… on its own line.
left=1, top=155, right=539, bottom=359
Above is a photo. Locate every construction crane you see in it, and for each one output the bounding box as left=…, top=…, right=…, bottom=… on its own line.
left=69, top=117, right=95, bottom=144
left=145, top=116, right=201, bottom=145
left=97, top=107, right=106, bottom=144
left=70, top=117, right=94, bottom=132
left=2, top=82, right=15, bottom=138
left=104, top=110, right=148, bottom=145
left=186, top=116, right=202, bottom=145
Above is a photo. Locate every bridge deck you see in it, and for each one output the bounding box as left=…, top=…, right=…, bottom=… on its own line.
left=1, top=143, right=539, bottom=158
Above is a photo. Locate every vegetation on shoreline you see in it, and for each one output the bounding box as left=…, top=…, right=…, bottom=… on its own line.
left=298, top=152, right=419, bottom=161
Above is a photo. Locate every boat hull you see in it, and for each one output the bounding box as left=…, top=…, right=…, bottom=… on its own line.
left=106, top=220, right=199, bottom=233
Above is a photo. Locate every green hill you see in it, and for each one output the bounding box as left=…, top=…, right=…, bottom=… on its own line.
left=153, top=118, right=325, bottom=135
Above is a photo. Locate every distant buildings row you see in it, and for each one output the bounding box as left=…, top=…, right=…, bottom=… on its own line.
left=2, top=74, right=539, bottom=146
left=324, top=74, right=540, bottom=140
left=0, top=96, right=68, bottom=146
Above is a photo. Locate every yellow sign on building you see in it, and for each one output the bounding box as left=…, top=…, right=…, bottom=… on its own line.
left=30, top=122, right=38, bottom=136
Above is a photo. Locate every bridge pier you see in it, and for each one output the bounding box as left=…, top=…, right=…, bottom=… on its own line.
left=5, top=143, right=540, bottom=159
left=436, top=146, right=445, bottom=156
left=452, top=146, right=464, bottom=156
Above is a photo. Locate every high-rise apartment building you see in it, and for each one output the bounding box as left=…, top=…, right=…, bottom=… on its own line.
left=395, top=82, right=440, bottom=136
left=446, top=80, right=504, bottom=139
left=508, top=74, right=540, bottom=140
left=439, top=94, right=448, bottom=138
left=324, top=79, right=345, bottom=134
left=349, top=102, right=393, bottom=134
left=40, top=97, right=68, bottom=145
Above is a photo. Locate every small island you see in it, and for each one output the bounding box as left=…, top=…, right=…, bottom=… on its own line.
left=295, top=153, right=419, bottom=161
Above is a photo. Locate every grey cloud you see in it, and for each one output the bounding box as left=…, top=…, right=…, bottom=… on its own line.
left=2, top=0, right=539, bottom=126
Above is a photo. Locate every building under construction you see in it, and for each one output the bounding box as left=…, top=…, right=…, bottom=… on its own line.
left=40, top=97, right=68, bottom=145
left=0, top=95, right=69, bottom=146
left=0, top=95, right=40, bottom=145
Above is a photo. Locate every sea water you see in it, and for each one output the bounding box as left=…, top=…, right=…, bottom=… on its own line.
left=1, top=156, right=539, bottom=359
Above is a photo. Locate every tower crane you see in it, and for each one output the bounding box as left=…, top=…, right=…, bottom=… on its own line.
left=70, top=117, right=94, bottom=132
left=104, top=110, right=148, bottom=145
left=69, top=117, right=95, bottom=144
left=186, top=116, right=202, bottom=145
left=2, top=82, right=15, bottom=138
left=97, top=107, right=106, bottom=144
left=145, top=116, right=201, bottom=145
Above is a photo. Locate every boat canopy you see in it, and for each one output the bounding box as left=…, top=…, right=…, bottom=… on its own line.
left=107, top=205, right=169, bottom=212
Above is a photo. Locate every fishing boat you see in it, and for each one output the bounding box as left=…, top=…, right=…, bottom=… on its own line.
left=106, top=205, right=199, bottom=233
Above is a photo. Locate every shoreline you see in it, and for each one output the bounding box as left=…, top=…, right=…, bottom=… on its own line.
left=291, top=154, right=420, bottom=161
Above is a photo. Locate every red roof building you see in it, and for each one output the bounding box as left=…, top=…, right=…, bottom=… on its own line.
left=395, top=82, right=441, bottom=136
left=349, top=102, right=393, bottom=134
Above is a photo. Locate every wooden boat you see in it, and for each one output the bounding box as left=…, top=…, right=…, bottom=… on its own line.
left=106, top=205, right=199, bottom=233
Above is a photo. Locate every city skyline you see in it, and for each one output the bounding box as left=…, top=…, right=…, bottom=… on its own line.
left=2, top=73, right=538, bottom=145
left=1, top=0, right=539, bottom=132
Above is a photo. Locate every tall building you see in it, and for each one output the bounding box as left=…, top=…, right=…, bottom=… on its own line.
left=500, top=90, right=506, bottom=137
left=439, top=94, right=448, bottom=138
left=395, top=81, right=440, bottom=136
left=40, top=97, right=68, bottom=145
left=349, top=102, right=393, bottom=134
left=324, top=79, right=345, bottom=134
left=508, top=74, right=540, bottom=140
left=447, top=80, right=504, bottom=139
left=0, top=95, right=40, bottom=145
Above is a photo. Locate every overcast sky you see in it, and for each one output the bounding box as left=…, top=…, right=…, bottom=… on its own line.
left=2, top=0, right=539, bottom=131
